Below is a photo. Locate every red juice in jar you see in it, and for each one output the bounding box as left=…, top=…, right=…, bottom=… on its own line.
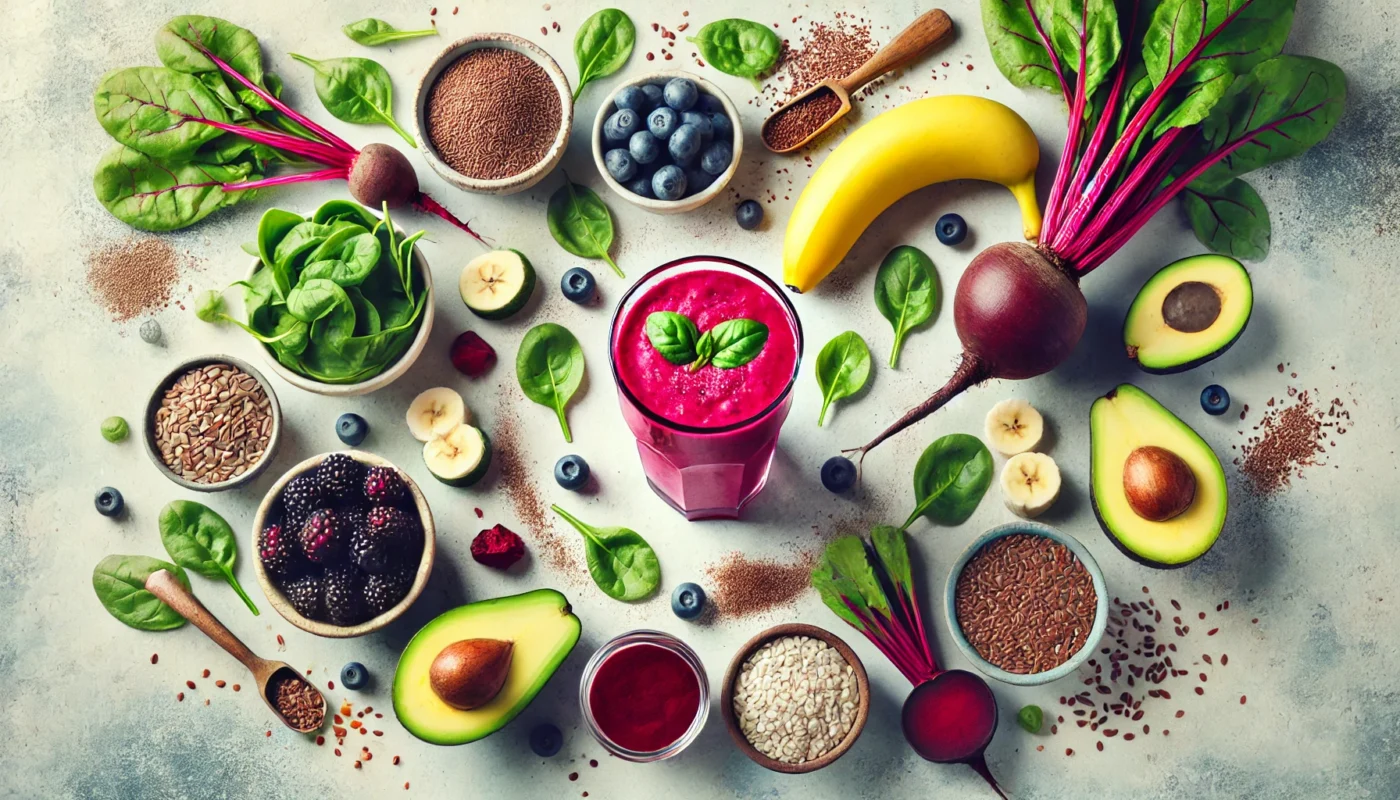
left=581, top=632, right=709, bottom=761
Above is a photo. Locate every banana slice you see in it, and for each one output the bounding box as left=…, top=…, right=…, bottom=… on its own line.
left=984, top=398, right=1044, bottom=456
left=407, top=387, right=468, bottom=442
left=1001, top=452, right=1061, bottom=518
left=459, top=249, right=536, bottom=320
left=423, top=423, right=492, bottom=487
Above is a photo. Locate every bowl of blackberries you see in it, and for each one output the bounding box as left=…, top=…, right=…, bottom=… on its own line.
left=252, top=451, right=435, bottom=638
left=591, top=71, right=742, bottom=214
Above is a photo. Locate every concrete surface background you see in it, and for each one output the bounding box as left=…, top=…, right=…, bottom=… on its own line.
left=1, top=0, right=1397, bottom=798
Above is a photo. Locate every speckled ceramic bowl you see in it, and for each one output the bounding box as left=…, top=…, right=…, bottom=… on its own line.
left=944, top=521, right=1109, bottom=687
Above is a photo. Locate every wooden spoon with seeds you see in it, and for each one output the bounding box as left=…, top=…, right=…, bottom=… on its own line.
left=146, top=570, right=325, bottom=733
left=761, top=9, right=955, bottom=153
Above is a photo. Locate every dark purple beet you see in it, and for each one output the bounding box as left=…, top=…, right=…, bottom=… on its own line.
left=902, top=670, right=1006, bottom=798
left=349, top=143, right=419, bottom=209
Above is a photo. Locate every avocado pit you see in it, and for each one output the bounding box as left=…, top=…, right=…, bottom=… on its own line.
left=429, top=638, right=514, bottom=710
left=1160, top=281, right=1221, bottom=334
left=1123, top=446, right=1196, bottom=522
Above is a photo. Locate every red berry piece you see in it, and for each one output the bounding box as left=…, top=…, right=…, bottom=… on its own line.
left=450, top=331, right=497, bottom=378
left=470, top=524, right=526, bottom=570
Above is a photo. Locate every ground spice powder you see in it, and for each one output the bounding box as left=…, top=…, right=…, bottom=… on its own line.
left=425, top=48, right=561, bottom=180
left=705, top=551, right=813, bottom=618
left=86, top=237, right=185, bottom=321
left=494, top=405, right=578, bottom=577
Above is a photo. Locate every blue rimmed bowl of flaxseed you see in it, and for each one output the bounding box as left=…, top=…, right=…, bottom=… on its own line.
left=944, top=522, right=1108, bottom=687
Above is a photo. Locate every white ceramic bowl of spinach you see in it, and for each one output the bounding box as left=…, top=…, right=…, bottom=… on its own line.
left=236, top=201, right=435, bottom=397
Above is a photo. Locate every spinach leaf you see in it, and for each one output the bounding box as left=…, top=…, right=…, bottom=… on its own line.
left=550, top=505, right=660, bottom=601
left=94, top=67, right=228, bottom=158
left=92, top=555, right=191, bottom=631
left=301, top=233, right=381, bottom=287
left=156, top=15, right=266, bottom=87
left=158, top=501, right=259, bottom=616
left=903, top=433, right=994, bottom=528
left=705, top=319, right=769, bottom=369
left=342, top=18, right=439, bottom=46
left=873, top=245, right=937, bottom=369
left=645, top=311, right=701, bottom=365
left=686, top=19, right=781, bottom=90
left=289, top=54, right=417, bottom=147
left=1183, top=177, right=1271, bottom=260
left=313, top=199, right=381, bottom=227
left=546, top=180, right=623, bottom=277
left=982, top=0, right=1063, bottom=96
left=516, top=323, right=585, bottom=443
left=256, top=208, right=302, bottom=294
left=287, top=278, right=352, bottom=323
left=815, top=331, right=871, bottom=427
left=572, top=9, right=635, bottom=100
left=93, top=145, right=255, bottom=232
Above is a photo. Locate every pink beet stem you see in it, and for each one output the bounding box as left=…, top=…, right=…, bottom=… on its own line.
left=1061, top=127, right=1189, bottom=263
left=1022, top=0, right=1074, bottom=106
left=411, top=193, right=491, bottom=246
left=847, top=601, right=927, bottom=684
left=1040, top=8, right=1092, bottom=240
left=221, top=167, right=347, bottom=192
left=202, top=121, right=353, bottom=167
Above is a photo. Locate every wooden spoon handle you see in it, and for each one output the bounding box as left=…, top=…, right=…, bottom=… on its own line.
left=839, top=9, right=954, bottom=93
left=146, top=570, right=262, bottom=672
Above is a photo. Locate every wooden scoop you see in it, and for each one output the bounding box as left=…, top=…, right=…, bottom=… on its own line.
left=146, top=570, right=326, bottom=733
left=761, top=8, right=955, bottom=153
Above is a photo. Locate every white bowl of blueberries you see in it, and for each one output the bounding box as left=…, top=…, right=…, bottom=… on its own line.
left=591, top=71, right=742, bottom=214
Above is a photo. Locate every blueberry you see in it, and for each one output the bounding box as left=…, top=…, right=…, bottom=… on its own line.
left=668, top=124, right=702, bottom=164
left=708, top=112, right=734, bottom=143
left=554, top=454, right=590, bottom=490
left=641, top=84, right=664, bottom=109
left=935, top=213, right=968, bottom=246
left=663, top=77, right=698, bottom=111
left=604, top=148, right=637, bottom=182
left=647, top=106, right=679, bottom=140
left=700, top=141, right=733, bottom=176
left=735, top=199, right=764, bottom=230
left=336, top=413, right=368, bottom=446
left=697, top=93, right=725, bottom=114
left=684, top=167, right=716, bottom=196
left=628, top=130, right=661, bottom=165
left=340, top=662, right=368, bottom=690
left=626, top=175, right=654, bottom=198
left=1201, top=384, right=1231, bottom=416
left=603, top=108, right=641, bottom=143
left=671, top=582, right=707, bottom=620
left=614, top=85, right=649, bottom=112
left=652, top=165, right=687, bottom=201
left=529, top=723, right=563, bottom=757
left=560, top=268, right=596, bottom=304
left=680, top=111, right=714, bottom=144
left=820, top=456, right=857, bottom=493
left=139, top=319, right=162, bottom=345
left=95, top=487, right=124, bottom=517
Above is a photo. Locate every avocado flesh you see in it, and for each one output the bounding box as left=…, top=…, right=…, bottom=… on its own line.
left=1090, top=385, right=1227, bottom=568
left=394, top=589, right=580, bottom=745
left=1124, top=254, right=1252, bottom=373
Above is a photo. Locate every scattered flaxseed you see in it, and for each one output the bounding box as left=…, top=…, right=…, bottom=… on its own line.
left=87, top=237, right=191, bottom=321
left=186, top=680, right=196, bottom=690
left=202, top=669, right=210, bottom=678
left=233, top=684, right=240, bottom=692
left=705, top=550, right=813, bottom=618
left=177, top=692, right=184, bottom=702
left=1240, top=695, right=1247, bottom=704
left=151, top=654, right=158, bottom=664
left=393, top=755, right=401, bottom=765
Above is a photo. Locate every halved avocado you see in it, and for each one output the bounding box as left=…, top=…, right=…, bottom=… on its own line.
left=1090, top=385, right=1227, bottom=568
left=1123, top=254, right=1252, bottom=373
left=394, top=589, right=580, bottom=745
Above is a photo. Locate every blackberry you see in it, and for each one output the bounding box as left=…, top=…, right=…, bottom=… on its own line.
left=314, top=453, right=365, bottom=501
left=280, top=473, right=323, bottom=532
left=363, top=466, right=407, bottom=505
left=349, top=511, right=402, bottom=574
left=323, top=564, right=368, bottom=626
left=282, top=572, right=324, bottom=620
left=258, top=523, right=306, bottom=578
left=300, top=509, right=347, bottom=564
left=365, top=506, right=420, bottom=566
left=363, top=567, right=414, bottom=617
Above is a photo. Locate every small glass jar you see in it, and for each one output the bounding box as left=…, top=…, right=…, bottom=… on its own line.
left=579, top=630, right=710, bottom=762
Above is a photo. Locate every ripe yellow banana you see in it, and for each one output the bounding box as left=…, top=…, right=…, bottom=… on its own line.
left=782, top=95, right=1042, bottom=293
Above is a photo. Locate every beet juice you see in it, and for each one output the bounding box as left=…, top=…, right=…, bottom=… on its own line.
left=582, top=631, right=709, bottom=761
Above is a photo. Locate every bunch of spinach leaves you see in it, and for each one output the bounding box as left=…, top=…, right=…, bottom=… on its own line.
left=201, top=200, right=429, bottom=384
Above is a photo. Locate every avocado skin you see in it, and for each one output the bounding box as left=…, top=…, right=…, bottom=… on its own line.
left=1127, top=317, right=1249, bottom=375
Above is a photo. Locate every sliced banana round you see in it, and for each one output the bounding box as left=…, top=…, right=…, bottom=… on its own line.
left=423, top=423, right=492, bottom=487
left=407, top=387, right=468, bottom=442
left=1001, top=452, right=1061, bottom=518
left=984, top=398, right=1044, bottom=456
left=459, top=249, right=536, bottom=320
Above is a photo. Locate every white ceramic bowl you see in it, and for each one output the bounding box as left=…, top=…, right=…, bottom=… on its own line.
left=592, top=71, right=743, bottom=214
left=414, top=33, right=573, bottom=195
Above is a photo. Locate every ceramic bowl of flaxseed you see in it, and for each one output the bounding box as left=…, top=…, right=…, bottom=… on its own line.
left=720, top=623, right=870, bottom=774
left=142, top=355, right=281, bottom=492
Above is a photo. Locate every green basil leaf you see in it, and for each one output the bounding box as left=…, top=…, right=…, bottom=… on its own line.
left=691, top=329, right=716, bottom=372
left=687, top=19, right=781, bottom=90
left=573, top=9, right=635, bottom=100
left=546, top=180, right=623, bottom=277
left=815, top=331, right=872, bottom=427
left=645, top=311, right=701, bottom=365
left=94, top=67, right=229, bottom=159
left=289, top=54, right=417, bottom=147
left=157, top=501, right=259, bottom=616
left=904, top=433, right=994, bottom=527
left=93, top=145, right=255, bottom=232
left=873, top=245, right=938, bottom=369
left=342, top=18, right=439, bottom=47
left=551, top=505, right=660, bottom=601
left=92, top=555, right=191, bottom=631
left=707, top=318, right=769, bottom=369
left=516, top=323, right=585, bottom=443
left=1182, top=177, right=1271, bottom=260
left=982, top=0, right=1063, bottom=96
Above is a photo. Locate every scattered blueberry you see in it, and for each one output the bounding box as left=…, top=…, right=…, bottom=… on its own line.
left=1201, top=384, right=1231, bottom=416
left=626, top=175, right=654, bottom=198
left=680, top=111, right=714, bottom=144
left=935, top=213, right=968, bottom=246
left=736, top=199, right=764, bottom=230
left=652, top=165, right=687, bottom=201
left=668, top=124, right=702, bottom=164
left=663, top=77, right=698, bottom=111
left=820, top=456, right=858, bottom=493
left=336, top=413, right=368, bottom=446
left=530, top=723, right=563, bottom=757
left=554, top=454, right=591, bottom=491
left=671, top=582, right=707, bottom=620
left=95, top=487, right=124, bottom=517
left=603, top=108, right=641, bottom=143
left=604, top=148, right=637, bottom=182
left=708, top=112, right=733, bottom=143
left=628, top=130, right=661, bottom=165
left=613, top=85, right=649, bottom=112
left=641, top=84, right=664, bottom=109
left=139, top=319, right=162, bottom=345
left=560, top=268, right=597, bottom=304
left=647, top=106, right=679, bottom=140
left=700, top=141, right=733, bottom=176
left=340, top=662, right=369, bottom=690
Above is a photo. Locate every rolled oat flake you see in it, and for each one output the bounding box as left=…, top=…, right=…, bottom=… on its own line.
left=731, top=635, right=858, bottom=764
